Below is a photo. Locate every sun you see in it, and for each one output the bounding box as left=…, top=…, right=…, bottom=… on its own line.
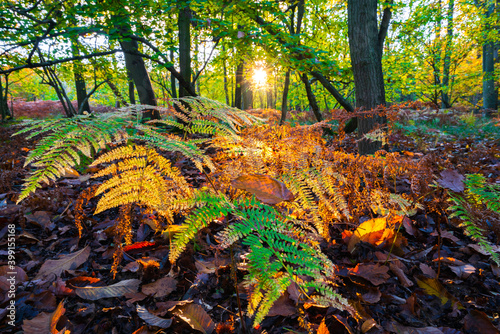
left=252, top=67, right=267, bottom=89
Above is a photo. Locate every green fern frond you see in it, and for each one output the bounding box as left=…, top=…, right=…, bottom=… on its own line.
left=14, top=113, right=131, bottom=203
left=448, top=174, right=500, bottom=265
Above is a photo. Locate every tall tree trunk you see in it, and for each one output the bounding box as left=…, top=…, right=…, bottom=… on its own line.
left=242, top=62, right=253, bottom=110
left=482, top=1, right=498, bottom=114
left=0, top=75, right=11, bottom=122
left=126, top=68, right=136, bottom=104
left=120, top=38, right=158, bottom=119
left=170, top=49, right=177, bottom=98
left=222, top=45, right=230, bottom=105
left=441, top=0, right=455, bottom=108
left=348, top=0, right=387, bottom=155
left=234, top=61, right=244, bottom=109
left=71, top=38, right=90, bottom=114
left=178, top=2, right=193, bottom=98
left=300, top=73, right=322, bottom=122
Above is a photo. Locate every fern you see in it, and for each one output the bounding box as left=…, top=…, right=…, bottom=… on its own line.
left=14, top=98, right=260, bottom=203
left=14, top=113, right=130, bottom=203
left=448, top=174, right=500, bottom=265
left=91, top=145, right=193, bottom=222
left=170, top=193, right=348, bottom=327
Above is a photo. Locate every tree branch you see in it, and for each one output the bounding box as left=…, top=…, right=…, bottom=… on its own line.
left=0, top=50, right=120, bottom=75
left=378, top=1, right=393, bottom=56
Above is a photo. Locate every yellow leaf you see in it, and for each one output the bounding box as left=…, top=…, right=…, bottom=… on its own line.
left=416, top=276, right=463, bottom=309
left=348, top=217, right=386, bottom=252
left=231, top=174, right=294, bottom=205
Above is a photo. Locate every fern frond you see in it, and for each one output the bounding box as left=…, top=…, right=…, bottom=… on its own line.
left=14, top=114, right=131, bottom=203
left=448, top=175, right=500, bottom=265
left=91, top=145, right=193, bottom=222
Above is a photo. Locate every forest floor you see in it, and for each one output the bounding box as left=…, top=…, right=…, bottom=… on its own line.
left=1, top=101, right=500, bottom=334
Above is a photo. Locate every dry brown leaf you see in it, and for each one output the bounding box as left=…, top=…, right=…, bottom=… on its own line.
left=36, top=246, right=90, bottom=282
left=449, top=265, right=475, bottom=279
left=350, top=264, right=390, bottom=286
left=75, top=279, right=140, bottom=300
left=419, top=263, right=437, bottom=278
left=361, top=287, right=381, bottom=303
left=389, top=263, right=414, bottom=287
left=416, top=276, right=463, bottom=309
left=25, top=211, right=54, bottom=230
left=384, top=321, right=444, bottom=334
left=136, top=305, right=172, bottom=329
left=231, top=174, right=294, bottom=205
left=267, top=293, right=296, bottom=317
left=436, top=169, right=464, bottom=192
left=0, top=265, right=28, bottom=283
left=22, top=300, right=65, bottom=334
left=464, top=310, right=500, bottom=334
left=172, top=303, right=215, bottom=334
left=141, top=277, right=177, bottom=298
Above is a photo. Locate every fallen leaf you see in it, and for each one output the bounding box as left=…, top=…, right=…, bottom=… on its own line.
left=141, top=277, right=177, bottom=298
left=317, top=318, right=330, bottom=334
left=75, top=279, right=140, bottom=300
left=419, top=263, right=437, bottom=278
left=361, top=287, right=381, bottom=303
left=416, top=276, right=463, bottom=309
left=62, top=166, right=80, bottom=178
left=22, top=300, right=66, bottom=334
left=468, top=243, right=500, bottom=256
left=389, top=263, right=414, bottom=287
left=25, top=211, right=55, bottom=230
left=136, top=305, right=172, bottom=329
left=66, top=276, right=101, bottom=288
left=231, top=174, right=294, bottom=205
left=350, top=264, right=390, bottom=286
left=384, top=320, right=444, bottom=334
left=0, top=265, right=28, bottom=283
left=464, top=310, right=500, bottom=334
left=449, top=265, right=475, bottom=279
left=436, top=169, right=464, bottom=192
left=432, top=257, right=466, bottom=266
left=348, top=217, right=390, bottom=252
left=36, top=246, right=90, bottom=282
left=172, top=303, right=215, bottom=334
left=267, top=292, right=296, bottom=317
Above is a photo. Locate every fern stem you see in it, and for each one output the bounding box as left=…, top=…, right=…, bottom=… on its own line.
left=230, top=245, right=248, bottom=334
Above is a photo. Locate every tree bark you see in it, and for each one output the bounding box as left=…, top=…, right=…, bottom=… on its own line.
left=222, top=45, right=230, bottom=105
left=441, top=0, right=455, bottom=108
left=178, top=2, right=194, bottom=98
left=169, top=49, right=177, bottom=98
left=120, top=38, right=158, bottom=119
left=348, top=0, right=387, bottom=155
left=482, top=1, right=498, bottom=114
left=71, top=38, right=90, bottom=114
left=242, top=62, right=253, bottom=110
left=300, top=73, right=322, bottom=122
left=234, top=61, right=244, bottom=109
left=0, top=75, right=11, bottom=122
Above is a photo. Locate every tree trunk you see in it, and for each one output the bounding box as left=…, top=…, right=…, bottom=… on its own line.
left=348, top=0, right=387, bottom=155
left=222, top=45, right=230, bottom=105
left=71, top=38, right=90, bottom=114
left=170, top=49, right=177, bottom=98
left=482, top=1, right=497, bottom=114
left=178, top=2, right=193, bottom=98
left=242, top=62, right=253, bottom=110
left=126, top=68, right=136, bottom=104
left=300, top=73, right=322, bottom=122
left=120, top=38, right=159, bottom=119
left=234, top=61, right=244, bottom=109
left=441, top=0, right=455, bottom=108
left=0, top=75, right=11, bottom=122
